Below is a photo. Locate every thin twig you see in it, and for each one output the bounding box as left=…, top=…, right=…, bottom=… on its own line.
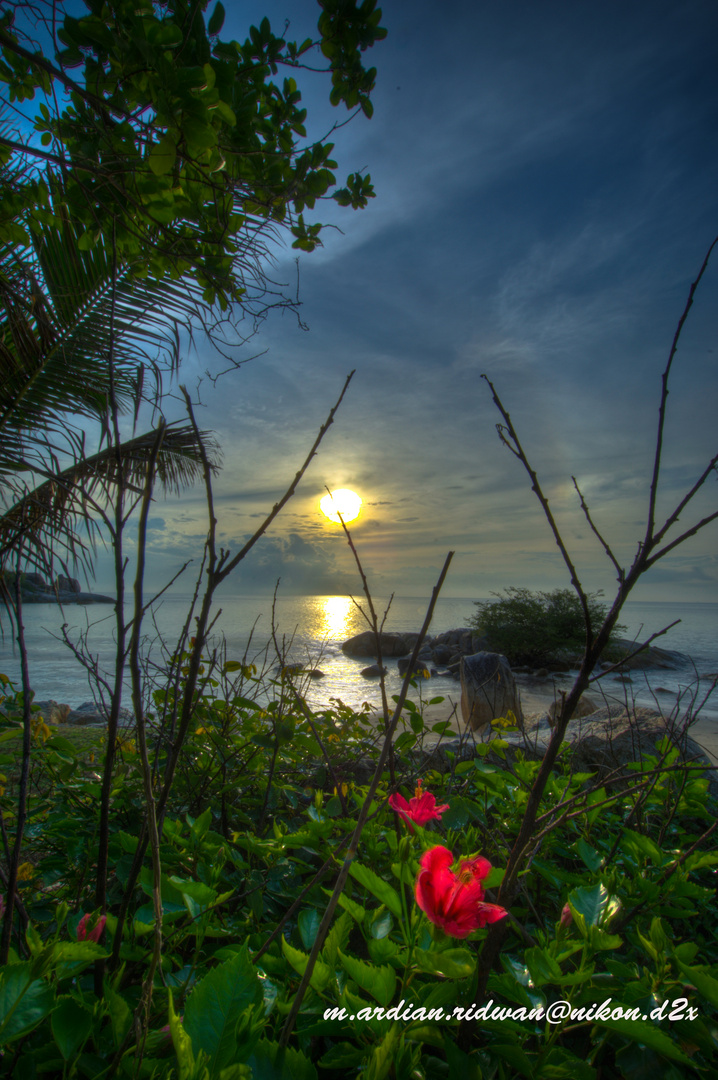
left=279, top=551, right=454, bottom=1046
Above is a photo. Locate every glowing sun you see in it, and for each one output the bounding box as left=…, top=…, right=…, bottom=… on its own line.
left=320, top=488, right=362, bottom=523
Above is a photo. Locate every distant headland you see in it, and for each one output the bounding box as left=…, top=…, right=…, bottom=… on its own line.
left=2, top=570, right=114, bottom=605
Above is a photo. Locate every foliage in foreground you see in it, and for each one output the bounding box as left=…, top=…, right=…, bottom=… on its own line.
left=471, top=588, right=625, bottom=667
left=1, top=672, right=717, bottom=1079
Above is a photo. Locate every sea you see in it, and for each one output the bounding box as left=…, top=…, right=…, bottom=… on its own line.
left=1, top=594, right=717, bottom=723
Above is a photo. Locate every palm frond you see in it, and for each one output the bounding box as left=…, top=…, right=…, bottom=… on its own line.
left=0, top=423, right=221, bottom=573
left=0, top=182, right=209, bottom=464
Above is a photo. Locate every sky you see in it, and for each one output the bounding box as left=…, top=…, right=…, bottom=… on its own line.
left=24, top=0, right=718, bottom=601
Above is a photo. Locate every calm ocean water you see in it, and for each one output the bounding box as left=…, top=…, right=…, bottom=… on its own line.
left=1, top=594, right=717, bottom=722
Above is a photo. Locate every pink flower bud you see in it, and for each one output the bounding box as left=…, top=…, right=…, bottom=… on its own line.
left=77, top=912, right=107, bottom=942
left=560, top=902, right=573, bottom=928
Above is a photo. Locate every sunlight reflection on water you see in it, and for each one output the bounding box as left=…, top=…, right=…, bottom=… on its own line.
left=1, top=595, right=716, bottom=722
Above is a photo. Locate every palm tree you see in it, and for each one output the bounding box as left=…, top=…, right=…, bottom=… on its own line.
left=0, top=175, right=218, bottom=584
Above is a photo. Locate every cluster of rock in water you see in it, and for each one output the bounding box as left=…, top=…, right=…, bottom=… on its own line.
left=10, top=624, right=715, bottom=795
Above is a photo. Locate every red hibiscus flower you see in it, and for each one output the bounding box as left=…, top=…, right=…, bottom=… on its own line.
left=388, top=780, right=449, bottom=831
left=77, top=912, right=107, bottom=943
left=415, top=845, right=508, bottom=938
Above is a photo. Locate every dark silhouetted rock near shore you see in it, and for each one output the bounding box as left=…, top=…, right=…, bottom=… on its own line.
left=3, top=570, right=113, bottom=604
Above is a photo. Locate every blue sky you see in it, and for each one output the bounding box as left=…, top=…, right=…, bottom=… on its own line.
left=71, top=0, right=718, bottom=601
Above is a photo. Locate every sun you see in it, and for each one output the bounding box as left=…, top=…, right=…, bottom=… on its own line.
left=320, top=488, right=362, bottom=523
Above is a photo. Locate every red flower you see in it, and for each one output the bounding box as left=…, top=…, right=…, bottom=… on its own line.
left=415, top=846, right=508, bottom=938
left=389, top=781, right=449, bottom=831
left=77, top=913, right=107, bottom=943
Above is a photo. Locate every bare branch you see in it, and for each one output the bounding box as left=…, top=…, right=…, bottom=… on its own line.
left=572, top=476, right=624, bottom=582
left=482, top=374, right=593, bottom=640
left=644, top=234, right=718, bottom=544
left=652, top=452, right=718, bottom=548
left=587, top=620, right=681, bottom=683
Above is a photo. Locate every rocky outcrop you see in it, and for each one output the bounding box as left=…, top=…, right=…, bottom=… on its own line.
left=460, top=652, right=523, bottom=732
left=397, top=656, right=433, bottom=677
left=0, top=697, right=133, bottom=727
left=564, top=706, right=716, bottom=791
left=26, top=700, right=71, bottom=724
left=341, top=626, right=689, bottom=685
left=342, top=627, right=486, bottom=667
left=548, top=693, right=599, bottom=721
left=3, top=571, right=113, bottom=604
left=342, top=631, right=423, bottom=658
left=599, top=639, right=686, bottom=671
left=361, top=664, right=387, bottom=677
left=65, top=701, right=134, bottom=726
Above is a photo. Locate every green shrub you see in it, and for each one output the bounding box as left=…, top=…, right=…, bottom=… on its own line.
left=470, top=586, right=623, bottom=666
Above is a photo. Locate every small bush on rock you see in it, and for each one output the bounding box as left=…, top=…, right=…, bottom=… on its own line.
left=471, top=587, right=624, bottom=666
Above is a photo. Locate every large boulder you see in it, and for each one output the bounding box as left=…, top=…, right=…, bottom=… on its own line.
left=33, top=700, right=71, bottom=724
left=565, top=706, right=717, bottom=794
left=342, top=631, right=427, bottom=658
left=549, top=693, right=599, bottom=722
left=66, top=701, right=134, bottom=726
left=361, top=664, right=387, bottom=678
left=397, top=656, right=433, bottom=677
left=460, top=652, right=523, bottom=733
left=599, top=639, right=686, bottom=671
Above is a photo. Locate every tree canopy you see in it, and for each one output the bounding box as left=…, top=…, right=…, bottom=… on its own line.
left=0, top=0, right=386, bottom=304
left=0, top=0, right=386, bottom=573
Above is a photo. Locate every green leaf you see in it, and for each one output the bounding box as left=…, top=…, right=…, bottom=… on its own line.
left=338, top=950, right=396, bottom=1007
left=323, top=911, right=351, bottom=968
left=298, top=908, right=321, bottom=950
left=363, top=1025, right=398, bottom=1080
left=595, top=1016, right=695, bottom=1064
left=249, top=1039, right=317, bottom=1080
left=169, top=989, right=199, bottom=1080
left=490, top=1043, right=535, bottom=1078
left=51, top=996, right=92, bottom=1060
left=281, top=939, right=332, bottom=993
left=51, top=942, right=109, bottom=964
left=675, top=959, right=718, bottom=1007
left=370, top=910, right=393, bottom=940
left=414, top=948, right=476, bottom=980
left=189, top=808, right=212, bottom=840
left=183, top=944, right=263, bottom=1075
left=335, top=893, right=365, bottom=923
left=568, top=883, right=620, bottom=929
left=443, top=1037, right=483, bottom=1080
left=440, top=798, right=471, bottom=830
left=524, top=947, right=563, bottom=986
left=183, top=118, right=218, bottom=152
left=208, top=2, right=225, bottom=36
left=576, top=838, right=603, bottom=873
left=149, top=135, right=177, bottom=176
left=620, top=829, right=666, bottom=866
left=348, top=863, right=403, bottom=918
left=147, top=21, right=183, bottom=47
left=105, top=985, right=132, bottom=1048
left=0, top=963, right=54, bottom=1044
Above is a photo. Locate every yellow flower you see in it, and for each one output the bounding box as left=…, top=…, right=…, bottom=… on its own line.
left=17, top=861, right=35, bottom=881
left=30, top=715, right=52, bottom=742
